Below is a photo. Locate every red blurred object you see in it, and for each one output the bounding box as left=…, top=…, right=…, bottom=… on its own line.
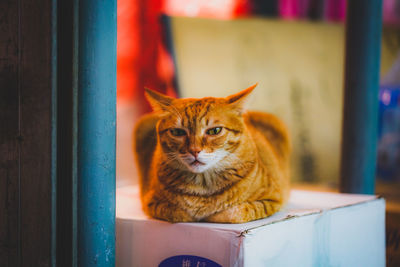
left=117, top=0, right=177, bottom=113
left=164, top=0, right=251, bottom=19
left=117, top=0, right=139, bottom=102
left=117, top=0, right=249, bottom=113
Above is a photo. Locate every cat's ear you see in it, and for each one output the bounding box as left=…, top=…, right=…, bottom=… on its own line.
left=226, top=83, right=257, bottom=113
left=144, top=88, right=175, bottom=112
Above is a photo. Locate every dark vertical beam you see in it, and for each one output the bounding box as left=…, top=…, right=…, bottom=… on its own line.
left=56, top=0, right=78, bottom=266
left=0, top=1, right=20, bottom=266
left=160, top=15, right=181, bottom=96
left=71, top=2, right=79, bottom=265
left=77, top=0, right=117, bottom=266
left=1, top=0, right=57, bottom=265
left=51, top=0, right=58, bottom=264
left=340, top=0, right=383, bottom=194
left=19, top=0, right=57, bottom=265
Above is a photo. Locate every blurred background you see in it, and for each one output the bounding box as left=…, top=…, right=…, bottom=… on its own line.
left=116, top=0, right=400, bottom=263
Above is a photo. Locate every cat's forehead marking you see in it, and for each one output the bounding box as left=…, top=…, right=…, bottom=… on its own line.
left=174, top=98, right=222, bottom=130
left=197, top=102, right=212, bottom=123
left=180, top=101, right=207, bottom=128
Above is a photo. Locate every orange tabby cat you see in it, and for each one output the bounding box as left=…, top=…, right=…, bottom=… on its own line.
left=134, top=84, right=290, bottom=223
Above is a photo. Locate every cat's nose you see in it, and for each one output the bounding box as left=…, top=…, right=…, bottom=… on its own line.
left=188, top=148, right=201, bottom=158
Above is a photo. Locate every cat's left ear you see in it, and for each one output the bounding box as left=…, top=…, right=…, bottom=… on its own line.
left=226, top=83, right=257, bottom=113
left=144, top=87, right=175, bottom=113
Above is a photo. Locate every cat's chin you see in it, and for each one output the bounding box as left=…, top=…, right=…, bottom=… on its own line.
left=185, top=163, right=211, bottom=174
left=186, top=166, right=209, bottom=174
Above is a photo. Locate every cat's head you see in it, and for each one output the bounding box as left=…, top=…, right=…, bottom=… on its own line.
left=145, top=84, right=257, bottom=173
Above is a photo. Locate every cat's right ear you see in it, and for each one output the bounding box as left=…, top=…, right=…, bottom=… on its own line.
left=144, top=88, right=174, bottom=112
left=226, top=83, right=257, bottom=114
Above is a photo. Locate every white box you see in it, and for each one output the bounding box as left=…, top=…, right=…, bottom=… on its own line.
left=116, top=186, right=385, bottom=267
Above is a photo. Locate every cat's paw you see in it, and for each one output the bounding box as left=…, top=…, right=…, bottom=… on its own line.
left=151, top=209, right=194, bottom=223
left=203, top=200, right=281, bottom=223
left=145, top=199, right=195, bottom=223
left=166, top=212, right=195, bottom=223
left=203, top=204, right=255, bottom=223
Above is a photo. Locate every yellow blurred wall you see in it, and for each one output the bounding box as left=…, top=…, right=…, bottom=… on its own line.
left=171, top=17, right=399, bottom=185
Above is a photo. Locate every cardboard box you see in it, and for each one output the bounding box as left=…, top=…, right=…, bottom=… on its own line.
left=116, top=186, right=385, bottom=267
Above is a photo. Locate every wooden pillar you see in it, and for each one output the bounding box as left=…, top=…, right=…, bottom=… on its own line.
left=0, top=0, right=57, bottom=265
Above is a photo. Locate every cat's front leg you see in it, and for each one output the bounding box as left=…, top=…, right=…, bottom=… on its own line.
left=203, top=199, right=282, bottom=223
left=144, top=198, right=194, bottom=223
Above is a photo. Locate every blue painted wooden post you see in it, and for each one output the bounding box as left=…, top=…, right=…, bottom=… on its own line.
left=340, top=0, right=383, bottom=194
left=78, top=0, right=117, bottom=266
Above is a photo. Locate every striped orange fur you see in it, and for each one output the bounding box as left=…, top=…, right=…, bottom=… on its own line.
left=134, top=84, right=290, bottom=223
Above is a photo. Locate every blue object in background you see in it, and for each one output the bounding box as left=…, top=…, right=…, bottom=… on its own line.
left=377, top=86, right=400, bottom=181
left=340, top=0, right=383, bottom=194
left=78, top=0, right=117, bottom=266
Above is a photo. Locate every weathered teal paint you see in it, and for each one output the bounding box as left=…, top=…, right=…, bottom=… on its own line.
left=340, top=0, right=383, bottom=194
left=77, top=0, right=116, bottom=266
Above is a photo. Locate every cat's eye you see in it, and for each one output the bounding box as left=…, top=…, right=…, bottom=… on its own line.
left=169, top=128, right=187, bottom=137
left=206, top=127, right=222, bottom=135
